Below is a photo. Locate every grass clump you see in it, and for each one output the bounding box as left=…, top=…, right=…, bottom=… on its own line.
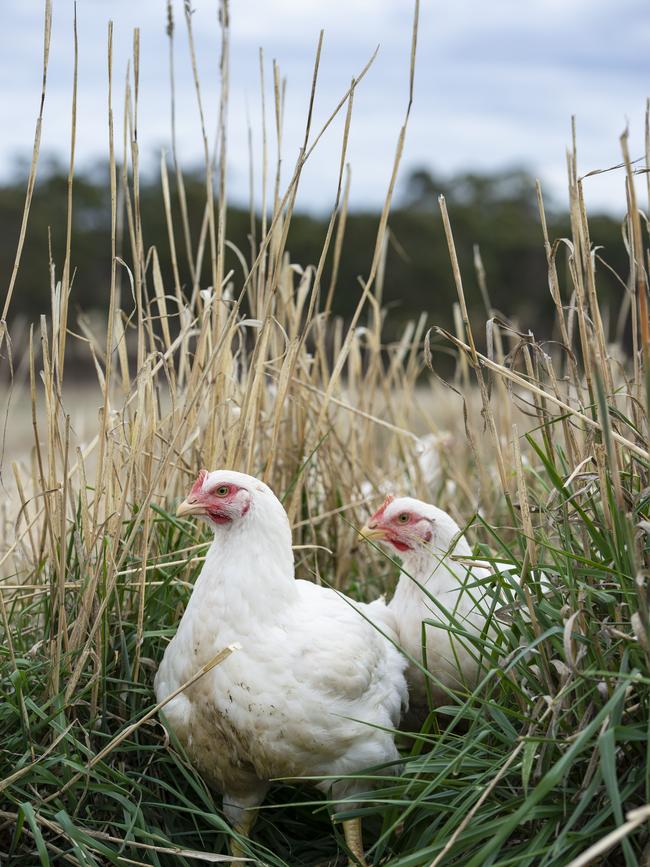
left=2, top=1, right=650, bottom=865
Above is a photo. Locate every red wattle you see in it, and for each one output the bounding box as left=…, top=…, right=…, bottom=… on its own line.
left=208, top=511, right=232, bottom=525
left=389, top=537, right=411, bottom=552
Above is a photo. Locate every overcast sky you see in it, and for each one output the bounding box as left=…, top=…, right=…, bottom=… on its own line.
left=2, top=0, right=649, bottom=214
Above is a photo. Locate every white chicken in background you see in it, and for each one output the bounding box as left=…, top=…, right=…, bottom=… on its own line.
left=155, top=470, right=407, bottom=866
left=360, top=432, right=452, bottom=503
left=411, top=432, right=450, bottom=491
left=359, top=495, right=515, bottom=727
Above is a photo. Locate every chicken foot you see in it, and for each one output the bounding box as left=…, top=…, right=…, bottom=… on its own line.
left=343, top=817, right=368, bottom=867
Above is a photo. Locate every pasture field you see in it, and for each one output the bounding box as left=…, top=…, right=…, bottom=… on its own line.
left=2, top=2, right=650, bottom=865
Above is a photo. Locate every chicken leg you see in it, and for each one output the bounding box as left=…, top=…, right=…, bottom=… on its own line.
left=343, top=817, right=368, bottom=867
left=229, top=808, right=258, bottom=864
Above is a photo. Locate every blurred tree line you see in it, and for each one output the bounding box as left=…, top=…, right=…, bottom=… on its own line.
left=0, top=161, right=628, bottom=349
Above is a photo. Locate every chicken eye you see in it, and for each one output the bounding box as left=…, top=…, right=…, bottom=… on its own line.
left=215, top=485, right=230, bottom=497
left=397, top=513, right=410, bottom=523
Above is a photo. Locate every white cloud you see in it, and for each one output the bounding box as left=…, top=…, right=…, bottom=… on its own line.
left=1, top=0, right=648, bottom=213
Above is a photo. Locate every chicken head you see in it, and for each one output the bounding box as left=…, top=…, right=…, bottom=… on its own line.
left=176, top=469, right=254, bottom=526
left=359, top=494, right=436, bottom=553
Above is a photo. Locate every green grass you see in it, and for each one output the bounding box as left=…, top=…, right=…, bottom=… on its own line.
left=4, top=436, right=650, bottom=865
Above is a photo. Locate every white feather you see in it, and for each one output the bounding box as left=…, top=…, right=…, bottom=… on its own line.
left=155, top=471, right=408, bottom=825
left=384, top=497, right=519, bottom=725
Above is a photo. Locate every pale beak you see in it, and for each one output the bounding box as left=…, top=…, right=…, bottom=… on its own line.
left=176, top=497, right=208, bottom=518
left=357, top=524, right=387, bottom=543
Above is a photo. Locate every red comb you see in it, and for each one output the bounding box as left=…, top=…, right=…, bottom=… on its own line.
left=371, top=493, right=394, bottom=521
left=190, top=469, right=208, bottom=496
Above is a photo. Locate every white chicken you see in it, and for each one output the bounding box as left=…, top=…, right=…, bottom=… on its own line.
left=359, top=495, right=513, bottom=726
left=155, top=470, right=407, bottom=865
left=360, top=432, right=451, bottom=504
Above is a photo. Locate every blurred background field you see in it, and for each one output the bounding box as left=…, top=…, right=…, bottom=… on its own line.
left=0, top=161, right=633, bottom=348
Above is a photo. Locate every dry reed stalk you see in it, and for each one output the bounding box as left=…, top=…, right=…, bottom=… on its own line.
left=439, top=196, right=510, bottom=501
left=183, top=1, right=217, bottom=298
left=565, top=142, right=596, bottom=418
left=438, top=330, right=650, bottom=461
left=166, top=0, right=196, bottom=288
left=536, top=181, right=580, bottom=391
left=621, top=126, right=650, bottom=444
left=311, top=3, right=419, bottom=475
left=215, top=0, right=230, bottom=305
left=0, top=0, right=52, bottom=352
